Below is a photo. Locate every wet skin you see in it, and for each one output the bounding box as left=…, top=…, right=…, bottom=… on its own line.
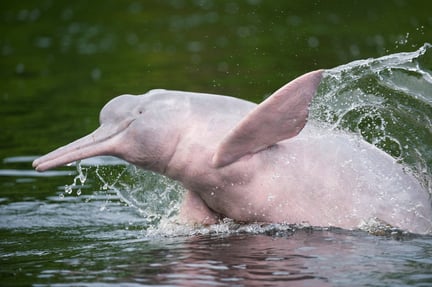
left=33, top=70, right=432, bottom=234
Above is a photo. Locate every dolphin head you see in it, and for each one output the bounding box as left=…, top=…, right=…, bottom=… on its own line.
left=32, top=91, right=181, bottom=172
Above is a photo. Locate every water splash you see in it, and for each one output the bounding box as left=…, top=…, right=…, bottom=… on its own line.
left=146, top=216, right=411, bottom=239
left=112, top=166, right=184, bottom=226
left=146, top=217, right=300, bottom=238
left=311, top=43, right=432, bottom=192
left=62, top=160, right=87, bottom=197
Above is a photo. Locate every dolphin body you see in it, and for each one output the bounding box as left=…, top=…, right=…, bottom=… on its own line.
left=33, top=70, right=432, bottom=234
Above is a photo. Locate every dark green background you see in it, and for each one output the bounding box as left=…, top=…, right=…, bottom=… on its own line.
left=1, top=0, right=431, bottom=160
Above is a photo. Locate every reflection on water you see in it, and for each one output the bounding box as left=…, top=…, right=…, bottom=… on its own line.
left=2, top=214, right=432, bottom=286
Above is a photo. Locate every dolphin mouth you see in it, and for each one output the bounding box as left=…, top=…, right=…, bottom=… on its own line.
left=32, top=120, right=133, bottom=172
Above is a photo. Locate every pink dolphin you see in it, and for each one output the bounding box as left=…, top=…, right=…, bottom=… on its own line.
left=33, top=70, right=432, bottom=234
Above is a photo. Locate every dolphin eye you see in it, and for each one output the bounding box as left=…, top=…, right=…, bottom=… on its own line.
left=138, top=110, right=143, bottom=114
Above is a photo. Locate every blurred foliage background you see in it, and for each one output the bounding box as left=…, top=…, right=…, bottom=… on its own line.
left=1, top=0, right=431, bottom=158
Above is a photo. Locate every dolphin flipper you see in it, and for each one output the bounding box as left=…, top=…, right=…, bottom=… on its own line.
left=212, top=69, right=324, bottom=168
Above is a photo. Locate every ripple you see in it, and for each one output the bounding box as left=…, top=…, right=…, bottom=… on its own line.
left=0, top=169, right=72, bottom=177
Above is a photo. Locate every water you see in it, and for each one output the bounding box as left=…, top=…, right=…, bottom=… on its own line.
left=1, top=1, right=432, bottom=286
left=312, top=43, right=432, bottom=191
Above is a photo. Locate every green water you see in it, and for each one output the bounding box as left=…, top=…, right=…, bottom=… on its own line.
left=1, top=1, right=432, bottom=286
left=2, top=0, right=431, bottom=159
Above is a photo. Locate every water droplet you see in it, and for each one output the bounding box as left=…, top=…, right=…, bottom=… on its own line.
left=64, top=184, right=73, bottom=194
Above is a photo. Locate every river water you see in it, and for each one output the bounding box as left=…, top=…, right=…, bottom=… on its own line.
left=1, top=1, right=432, bottom=286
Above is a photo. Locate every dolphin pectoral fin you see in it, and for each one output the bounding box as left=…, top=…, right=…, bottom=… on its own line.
left=178, top=190, right=220, bottom=225
left=212, top=69, right=324, bottom=168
